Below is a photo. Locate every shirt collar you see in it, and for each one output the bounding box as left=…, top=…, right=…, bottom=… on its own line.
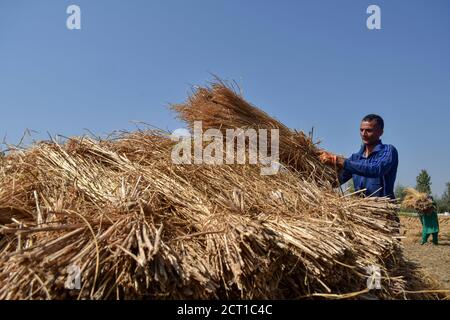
left=358, top=140, right=383, bottom=156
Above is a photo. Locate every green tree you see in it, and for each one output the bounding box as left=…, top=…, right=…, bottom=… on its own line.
left=443, top=182, right=450, bottom=200
left=394, top=184, right=407, bottom=201
left=347, top=179, right=355, bottom=194
left=437, top=182, right=450, bottom=212
left=415, top=169, right=432, bottom=195
left=343, top=179, right=355, bottom=195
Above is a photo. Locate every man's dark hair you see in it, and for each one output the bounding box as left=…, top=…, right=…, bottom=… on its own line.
left=362, top=114, right=384, bottom=130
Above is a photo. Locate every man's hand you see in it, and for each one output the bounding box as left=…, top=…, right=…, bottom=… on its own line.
left=317, top=150, right=345, bottom=169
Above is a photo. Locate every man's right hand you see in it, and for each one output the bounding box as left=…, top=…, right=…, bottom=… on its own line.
left=317, top=150, right=345, bottom=169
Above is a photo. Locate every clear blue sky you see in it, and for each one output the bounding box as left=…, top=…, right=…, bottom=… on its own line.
left=1, top=0, right=449, bottom=196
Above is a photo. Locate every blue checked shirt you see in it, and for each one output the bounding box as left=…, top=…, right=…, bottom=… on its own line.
left=339, top=141, right=398, bottom=199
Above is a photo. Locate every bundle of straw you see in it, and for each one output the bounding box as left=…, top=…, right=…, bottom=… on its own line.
left=171, top=80, right=338, bottom=185
left=0, top=132, right=445, bottom=300
left=402, top=188, right=434, bottom=213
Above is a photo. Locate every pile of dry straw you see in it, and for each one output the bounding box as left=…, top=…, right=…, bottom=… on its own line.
left=0, top=81, right=446, bottom=299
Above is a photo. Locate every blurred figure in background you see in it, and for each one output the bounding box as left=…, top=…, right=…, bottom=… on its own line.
left=420, top=196, right=440, bottom=245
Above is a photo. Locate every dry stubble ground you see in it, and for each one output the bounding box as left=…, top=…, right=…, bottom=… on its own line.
left=400, top=216, right=450, bottom=291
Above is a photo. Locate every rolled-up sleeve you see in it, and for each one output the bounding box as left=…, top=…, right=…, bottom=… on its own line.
left=343, top=145, right=398, bottom=178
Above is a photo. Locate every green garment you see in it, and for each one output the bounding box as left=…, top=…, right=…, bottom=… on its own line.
left=420, top=211, right=439, bottom=235
left=422, top=232, right=438, bottom=245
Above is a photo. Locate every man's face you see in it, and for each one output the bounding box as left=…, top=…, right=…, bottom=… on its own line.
left=360, top=120, right=383, bottom=146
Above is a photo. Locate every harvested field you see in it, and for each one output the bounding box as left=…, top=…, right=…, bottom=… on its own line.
left=401, top=216, right=450, bottom=291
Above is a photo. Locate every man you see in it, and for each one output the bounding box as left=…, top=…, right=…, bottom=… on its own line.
left=319, top=114, right=398, bottom=199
